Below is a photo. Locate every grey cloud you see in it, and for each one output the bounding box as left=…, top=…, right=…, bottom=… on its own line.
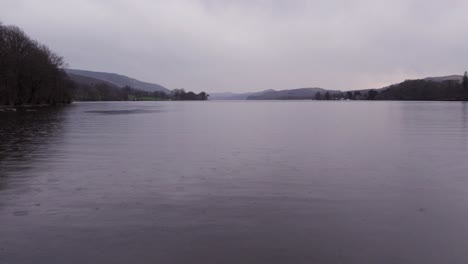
left=1, top=0, right=467, bottom=92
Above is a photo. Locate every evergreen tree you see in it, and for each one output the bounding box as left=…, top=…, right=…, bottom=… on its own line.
left=367, top=90, right=379, bottom=100
left=314, top=92, right=322, bottom=100
left=463, top=71, right=468, bottom=90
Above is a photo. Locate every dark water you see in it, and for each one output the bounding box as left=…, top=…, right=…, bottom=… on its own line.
left=1, top=101, right=468, bottom=264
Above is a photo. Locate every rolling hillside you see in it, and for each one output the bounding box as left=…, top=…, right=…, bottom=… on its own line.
left=66, top=69, right=170, bottom=93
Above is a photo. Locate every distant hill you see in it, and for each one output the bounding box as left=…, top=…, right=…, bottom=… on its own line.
left=423, top=75, right=463, bottom=83
left=67, top=72, right=120, bottom=89
left=211, top=88, right=335, bottom=100
left=68, top=72, right=130, bottom=101
left=375, top=75, right=467, bottom=101
left=209, top=75, right=466, bottom=101
left=65, top=69, right=170, bottom=93
left=209, top=90, right=274, bottom=100
left=67, top=71, right=209, bottom=101
left=246, top=88, right=338, bottom=100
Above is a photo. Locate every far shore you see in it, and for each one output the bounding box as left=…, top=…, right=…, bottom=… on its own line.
left=2, top=99, right=468, bottom=112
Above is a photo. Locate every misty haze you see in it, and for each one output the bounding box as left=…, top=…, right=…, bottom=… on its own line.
left=1, top=1, right=468, bottom=264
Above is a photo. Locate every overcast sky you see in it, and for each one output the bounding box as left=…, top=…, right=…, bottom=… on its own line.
left=1, top=0, right=467, bottom=92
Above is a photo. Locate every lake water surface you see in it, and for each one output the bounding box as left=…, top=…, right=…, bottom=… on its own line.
left=1, top=101, right=468, bottom=264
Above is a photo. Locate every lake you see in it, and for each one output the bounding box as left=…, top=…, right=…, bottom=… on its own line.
left=1, top=101, right=468, bottom=264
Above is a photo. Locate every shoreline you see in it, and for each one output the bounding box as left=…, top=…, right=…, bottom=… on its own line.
left=0, top=103, right=71, bottom=111
left=1, top=99, right=467, bottom=111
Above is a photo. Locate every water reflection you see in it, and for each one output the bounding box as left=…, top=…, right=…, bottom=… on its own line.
left=463, top=102, right=468, bottom=134
left=85, top=109, right=163, bottom=115
left=0, top=107, right=67, bottom=191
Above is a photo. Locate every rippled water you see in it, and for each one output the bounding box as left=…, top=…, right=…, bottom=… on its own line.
left=1, top=101, right=468, bottom=264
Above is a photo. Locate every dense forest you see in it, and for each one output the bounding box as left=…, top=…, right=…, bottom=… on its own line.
left=0, top=23, right=73, bottom=106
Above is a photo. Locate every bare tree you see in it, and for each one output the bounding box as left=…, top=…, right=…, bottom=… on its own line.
left=0, top=23, right=72, bottom=106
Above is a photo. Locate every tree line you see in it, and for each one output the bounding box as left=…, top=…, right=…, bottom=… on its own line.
left=313, top=90, right=377, bottom=100
left=170, top=89, right=208, bottom=101
left=0, top=23, right=73, bottom=106
left=73, top=83, right=208, bottom=101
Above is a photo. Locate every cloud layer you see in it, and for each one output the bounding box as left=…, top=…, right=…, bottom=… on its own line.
left=1, top=0, right=467, bottom=92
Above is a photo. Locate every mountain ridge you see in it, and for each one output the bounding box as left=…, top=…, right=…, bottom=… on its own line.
left=209, top=75, right=464, bottom=100
left=65, top=69, right=170, bottom=93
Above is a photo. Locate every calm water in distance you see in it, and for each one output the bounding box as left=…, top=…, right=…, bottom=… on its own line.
left=1, top=101, right=468, bottom=264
